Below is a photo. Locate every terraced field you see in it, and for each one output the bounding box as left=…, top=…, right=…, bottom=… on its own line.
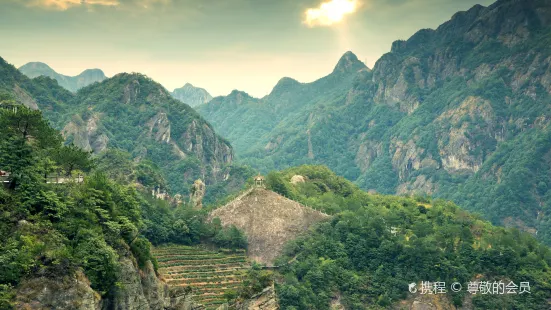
left=152, top=245, right=250, bottom=309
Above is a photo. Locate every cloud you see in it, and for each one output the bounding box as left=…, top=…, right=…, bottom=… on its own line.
left=25, top=0, right=119, bottom=10
left=22, top=0, right=169, bottom=10
left=304, top=0, right=360, bottom=27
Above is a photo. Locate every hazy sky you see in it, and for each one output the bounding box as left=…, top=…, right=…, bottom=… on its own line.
left=0, top=0, right=495, bottom=97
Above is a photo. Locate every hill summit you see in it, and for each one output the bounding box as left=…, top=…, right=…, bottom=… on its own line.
left=208, top=186, right=329, bottom=265
left=19, top=61, right=106, bottom=92
left=171, top=82, right=213, bottom=108
left=332, top=51, right=368, bottom=74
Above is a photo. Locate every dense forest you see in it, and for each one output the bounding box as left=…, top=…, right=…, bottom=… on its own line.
left=0, top=56, right=252, bottom=204
left=265, top=166, right=551, bottom=309
left=0, top=99, right=248, bottom=308
left=1, top=96, right=551, bottom=309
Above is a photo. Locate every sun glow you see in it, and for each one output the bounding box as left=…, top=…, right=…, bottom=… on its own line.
left=304, top=0, right=359, bottom=27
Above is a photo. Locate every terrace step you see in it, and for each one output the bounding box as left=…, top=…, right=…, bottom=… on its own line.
left=153, top=245, right=250, bottom=310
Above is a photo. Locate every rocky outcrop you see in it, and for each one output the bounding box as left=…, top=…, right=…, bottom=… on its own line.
left=12, top=84, right=39, bottom=110
left=189, top=179, right=206, bottom=209
left=147, top=112, right=172, bottom=144
left=217, top=284, right=278, bottom=310
left=62, top=113, right=109, bottom=154
left=16, top=255, right=201, bottom=310
left=290, top=175, right=306, bottom=185
left=179, top=119, right=233, bottom=180
left=16, top=270, right=101, bottom=310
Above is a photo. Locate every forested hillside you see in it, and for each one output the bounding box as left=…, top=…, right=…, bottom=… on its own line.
left=198, top=0, right=551, bottom=245
left=266, top=166, right=551, bottom=309
left=1, top=57, right=253, bottom=201
left=1, top=97, right=551, bottom=309
left=0, top=100, right=249, bottom=308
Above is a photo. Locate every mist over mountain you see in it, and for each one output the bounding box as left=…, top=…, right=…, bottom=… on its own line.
left=198, top=0, right=551, bottom=244
left=19, top=62, right=107, bottom=92
left=171, top=83, right=213, bottom=107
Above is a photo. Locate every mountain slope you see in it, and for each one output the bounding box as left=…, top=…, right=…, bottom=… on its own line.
left=197, top=0, right=551, bottom=245
left=19, top=62, right=107, bottom=92
left=172, top=83, right=213, bottom=107
left=198, top=51, right=369, bottom=156
left=0, top=57, right=75, bottom=126
left=61, top=73, right=235, bottom=196
left=268, top=165, right=551, bottom=310
left=1, top=57, right=248, bottom=200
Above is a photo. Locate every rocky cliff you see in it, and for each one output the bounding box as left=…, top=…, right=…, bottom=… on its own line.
left=198, top=0, right=551, bottom=245
left=217, top=284, right=278, bottom=310
left=60, top=73, right=234, bottom=196
left=15, top=258, right=202, bottom=310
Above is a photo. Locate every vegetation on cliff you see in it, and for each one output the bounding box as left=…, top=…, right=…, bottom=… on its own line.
left=197, top=0, right=551, bottom=245
left=0, top=101, right=247, bottom=308
left=268, top=166, right=551, bottom=309
left=1, top=57, right=251, bottom=203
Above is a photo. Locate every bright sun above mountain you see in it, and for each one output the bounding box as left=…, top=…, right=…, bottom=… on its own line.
left=304, top=0, right=360, bottom=27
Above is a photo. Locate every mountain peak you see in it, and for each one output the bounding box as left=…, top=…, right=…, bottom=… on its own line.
left=332, top=51, right=367, bottom=74
left=171, top=83, right=213, bottom=107
left=19, top=62, right=106, bottom=92
left=79, top=68, right=105, bottom=76
left=19, top=62, right=56, bottom=77
left=269, top=77, right=301, bottom=96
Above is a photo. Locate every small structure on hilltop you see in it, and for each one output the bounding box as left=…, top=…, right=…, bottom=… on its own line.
left=254, top=174, right=265, bottom=188
left=189, top=179, right=206, bottom=210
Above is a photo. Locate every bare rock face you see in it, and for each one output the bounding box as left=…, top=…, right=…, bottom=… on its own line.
left=15, top=269, right=101, bottom=310
left=177, top=119, right=234, bottom=182
left=222, top=285, right=279, bottom=310
left=290, top=175, right=306, bottom=185
left=435, top=96, right=496, bottom=174
left=62, top=113, right=108, bottom=154
left=15, top=256, right=201, bottom=310
left=147, top=112, right=172, bottom=144
left=189, top=179, right=206, bottom=210
left=110, top=257, right=150, bottom=310
left=208, top=188, right=329, bottom=265
left=109, top=254, right=203, bottom=310
left=13, top=84, right=39, bottom=110
left=411, top=300, right=437, bottom=310
left=219, top=284, right=279, bottom=310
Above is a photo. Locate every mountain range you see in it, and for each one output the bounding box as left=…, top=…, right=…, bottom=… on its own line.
left=19, top=62, right=107, bottom=92
left=18, top=62, right=214, bottom=108
left=2, top=0, right=551, bottom=308
left=197, top=0, right=551, bottom=244
left=1, top=57, right=250, bottom=201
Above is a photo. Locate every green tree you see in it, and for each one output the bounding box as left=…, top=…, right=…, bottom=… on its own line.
left=53, top=145, right=93, bottom=176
